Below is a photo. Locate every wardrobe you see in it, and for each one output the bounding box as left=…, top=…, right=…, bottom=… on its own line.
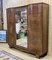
left=7, top=3, right=49, bottom=58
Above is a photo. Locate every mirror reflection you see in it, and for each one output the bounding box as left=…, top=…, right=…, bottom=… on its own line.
left=16, top=8, right=27, bottom=48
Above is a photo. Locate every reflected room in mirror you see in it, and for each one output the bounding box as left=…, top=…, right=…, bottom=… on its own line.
left=15, top=8, right=28, bottom=48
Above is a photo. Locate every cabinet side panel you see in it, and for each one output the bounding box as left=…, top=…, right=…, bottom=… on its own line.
left=28, top=4, right=42, bottom=55
left=42, top=4, right=49, bottom=54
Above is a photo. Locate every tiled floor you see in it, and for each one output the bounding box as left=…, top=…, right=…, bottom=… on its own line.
left=0, top=43, right=52, bottom=60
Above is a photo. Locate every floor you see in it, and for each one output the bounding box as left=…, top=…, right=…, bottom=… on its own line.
left=0, top=43, right=52, bottom=60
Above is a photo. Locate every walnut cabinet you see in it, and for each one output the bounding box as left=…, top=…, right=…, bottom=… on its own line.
left=7, top=3, right=49, bottom=58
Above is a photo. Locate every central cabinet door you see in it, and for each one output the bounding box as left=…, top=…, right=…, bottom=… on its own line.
left=15, top=7, right=28, bottom=48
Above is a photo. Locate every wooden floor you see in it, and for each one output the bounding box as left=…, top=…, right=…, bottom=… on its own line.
left=0, top=43, right=52, bottom=60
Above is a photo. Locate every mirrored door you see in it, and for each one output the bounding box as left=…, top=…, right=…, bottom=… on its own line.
left=15, top=7, right=28, bottom=48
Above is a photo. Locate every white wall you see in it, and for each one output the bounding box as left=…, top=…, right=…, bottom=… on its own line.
left=3, top=0, right=52, bottom=56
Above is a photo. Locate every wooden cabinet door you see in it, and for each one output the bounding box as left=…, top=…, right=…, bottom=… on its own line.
left=28, top=4, right=43, bottom=55
left=7, top=8, right=16, bottom=47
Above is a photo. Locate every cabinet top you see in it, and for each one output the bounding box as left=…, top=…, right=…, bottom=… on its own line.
left=7, top=2, right=49, bottom=10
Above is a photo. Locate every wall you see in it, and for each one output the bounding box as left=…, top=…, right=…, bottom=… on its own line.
left=3, top=0, right=29, bottom=30
left=3, top=0, right=52, bottom=56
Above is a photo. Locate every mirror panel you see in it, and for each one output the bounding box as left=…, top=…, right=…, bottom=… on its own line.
left=15, top=8, right=28, bottom=48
